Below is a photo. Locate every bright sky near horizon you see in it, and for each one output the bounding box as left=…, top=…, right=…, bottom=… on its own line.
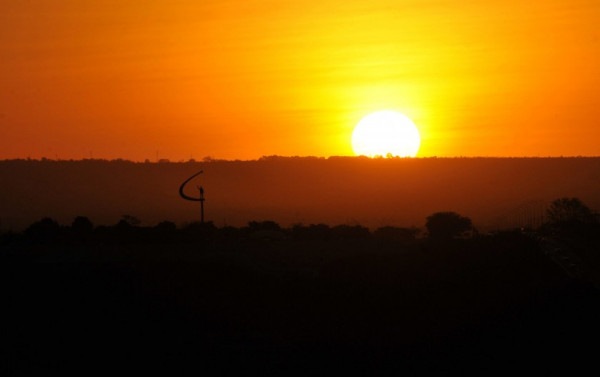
left=1, top=0, right=599, bottom=161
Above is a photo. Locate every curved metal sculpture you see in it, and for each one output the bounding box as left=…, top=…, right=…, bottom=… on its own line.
left=179, top=170, right=205, bottom=223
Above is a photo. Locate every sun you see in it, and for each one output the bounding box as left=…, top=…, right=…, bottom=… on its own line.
left=351, top=110, right=421, bottom=158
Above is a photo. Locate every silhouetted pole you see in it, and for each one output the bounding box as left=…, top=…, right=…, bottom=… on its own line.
left=199, top=186, right=205, bottom=224
left=179, top=170, right=206, bottom=224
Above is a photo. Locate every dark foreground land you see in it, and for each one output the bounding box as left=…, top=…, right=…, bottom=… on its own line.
left=2, top=225, right=600, bottom=375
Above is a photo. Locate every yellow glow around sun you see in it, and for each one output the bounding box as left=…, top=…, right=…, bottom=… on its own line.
left=352, top=110, right=421, bottom=157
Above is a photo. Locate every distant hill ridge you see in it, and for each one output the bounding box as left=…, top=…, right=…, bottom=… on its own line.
left=1, top=157, right=599, bottom=231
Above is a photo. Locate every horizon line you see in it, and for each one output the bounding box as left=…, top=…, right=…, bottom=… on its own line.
left=2, top=155, right=600, bottom=163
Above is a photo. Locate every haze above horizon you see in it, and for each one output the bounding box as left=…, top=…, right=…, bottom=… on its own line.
left=1, top=1, right=599, bottom=161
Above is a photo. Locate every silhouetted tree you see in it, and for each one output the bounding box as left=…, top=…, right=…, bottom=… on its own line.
left=291, top=223, right=331, bottom=240
left=426, top=212, right=472, bottom=240
left=247, top=220, right=282, bottom=232
left=155, top=220, right=177, bottom=232
left=119, top=215, right=141, bottom=227
left=25, top=217, right=61, bottom=242
left=247, top=220, right=286, bottom=241
left=546, top=197, right=595, bottom=225
left=181, top=221, right=217, bottom=242
left=152, top=220, right=178, bottom=242
left=374, top=226, right=420, bottom=242
left=544, top=197, right=598, bottom=238
left=331, top=224, right=371, bottom=239
left=71, top=216, right=94, bottom=233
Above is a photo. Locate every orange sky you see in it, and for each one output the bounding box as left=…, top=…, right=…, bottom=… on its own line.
left=1, top=1, right=599, bottom=161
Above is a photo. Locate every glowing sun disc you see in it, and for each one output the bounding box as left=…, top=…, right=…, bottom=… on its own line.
left=352, top=110, right=421, bottom=157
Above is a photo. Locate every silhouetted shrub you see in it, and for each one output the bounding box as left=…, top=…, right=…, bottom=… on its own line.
left=217, top=225, right=243, bottom=240
left=291, top=223, right=331, bottom=240
left=152, top=221, right=178, bottom=242
left=181, top=221, right=217, bottom=242
left=373, top=226, right=420, bottom=242
left=25, top=217, right=61, bottom=243
left=547, top=197, right=595, bottom=225
left=71, top=216, right=94, bottom=234
left=155, top=220, right=177, bottom=232
left=544, top=197, right=598, bottom=237
left=246, top=221, right=286, bottom=241
left=247, top=220, right=282, bottom=232
left=119, top=215, right=141, bottom=227
left=426, top=212, right=472, bottom=240
left=330, top=224, right=371, bottom=240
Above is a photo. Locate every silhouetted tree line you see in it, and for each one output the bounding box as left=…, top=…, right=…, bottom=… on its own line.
left=10, top=216, right=405, bottom=245
left=3, top=197, right=597, bottom=247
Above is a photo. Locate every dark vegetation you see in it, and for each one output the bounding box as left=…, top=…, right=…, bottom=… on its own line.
left=2, top=198, right=600, bottom=374
left=2, top=157, right=600, bottom=231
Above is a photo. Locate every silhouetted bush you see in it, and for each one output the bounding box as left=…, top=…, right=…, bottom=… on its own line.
left=119, top=214, right=141, bottom=227
left=246, top=220, right=286, bottom=241
left=152, top=221, right=178, bottom=242
left=542, top=197, right=599, bottom=239
left=25, top=217, right=61, bottom=243
left=247, top=220, right=282, bottom=232
left=181, top=221, right=217, bottom=242
left=330, top=224, right=371, bottom=239
left=547, top=197, right=595, bottom=224
left=71, top=216, right=94, bottom=234
left=155, top=220, right=177, bottom=232
left=217, top=225, right=243, bottom=240
left=373, top=226, right=420, bottom=242
left=425, top=211, right=472, bottom=240
left=291, top=223, right=331, bottom=240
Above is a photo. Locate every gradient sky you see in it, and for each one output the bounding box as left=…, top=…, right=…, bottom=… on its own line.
left=1, top=0, right=599, bottom=161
